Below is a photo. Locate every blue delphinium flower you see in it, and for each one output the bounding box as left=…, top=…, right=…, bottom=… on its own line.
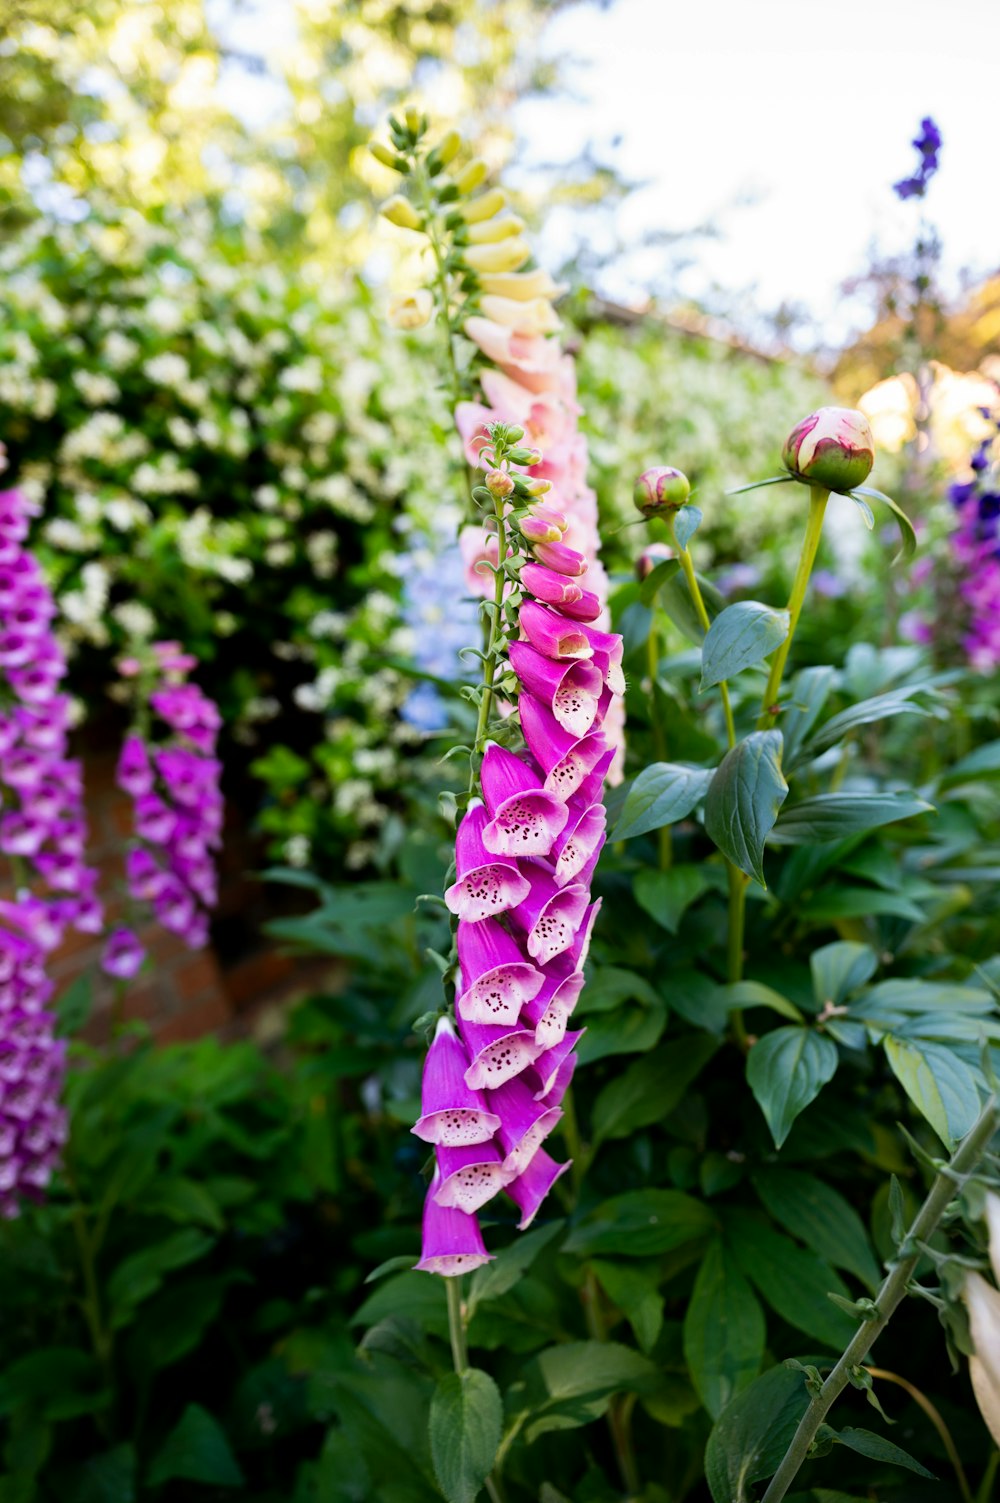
left=399, top=540, right=479, bottom=729
left=893, top=116, right=942, bottom=200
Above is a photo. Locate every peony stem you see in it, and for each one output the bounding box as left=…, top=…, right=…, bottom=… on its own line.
left=761, top=1095, right=999, bottom=1503
left=757, top=487, right=829, bottom=729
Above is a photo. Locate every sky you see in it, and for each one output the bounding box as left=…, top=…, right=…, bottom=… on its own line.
left=515, top=0, right=1000, bottom=343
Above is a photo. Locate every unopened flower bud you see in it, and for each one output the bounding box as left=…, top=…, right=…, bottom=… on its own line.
left=530, top=502, right=567, bottom=531
left=370, top=141, right=408, bottom=173
left=455, top=158, right=489, bottom=195
left=781, top=407, right=874, bottom=494
left=503, top=426, right=525, bottom=445
left=462, top=239, right=531, bottom=274
left=511, top=476, right=553, bottom=499
left=480, top=268, right=568, bottom=302
left=388, top=290, right=433, bottom=329
left=381, top=195, right=423, bottom=231
left=435, top=128, right=461, bottom=165
left=486, top=469, right=515, bottom=499
left=508, top=446, right=542, bottom=466
left=636, top=542, right=674, bottom=581
left=520, top=515, right=563, bottom=544
left=404, top=104, right=422, bottom=133
left=634, top=466, right=691, bottom=517
left=479, top=294, right=560, bottom=334
left=466, top=214, right=526, bottom=246
left=460, top=188, right=506, bottom=224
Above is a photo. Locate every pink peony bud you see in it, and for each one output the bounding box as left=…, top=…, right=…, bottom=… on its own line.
left=781, top=407, right=874, bottom=494
left=634, top=466, right=690, bottom=518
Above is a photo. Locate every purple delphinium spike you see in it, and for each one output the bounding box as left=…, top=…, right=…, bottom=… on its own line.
left=444, top=802, right=530, bottom=921
left=455, top=917, right=544, bottom=1025
left=414, top=1171, right=494, bottom=1276
left=433, top=1138, right=512, bottom=1213
left=505, top=1147, right=572, bottom=1230
left=479, top=743, right=569, bottom=856
left=412, top=1015, right=501, bottom=1145
left=507, top=642, right=603, bottom=736
left=486, top=1074, right=563, bottom=1175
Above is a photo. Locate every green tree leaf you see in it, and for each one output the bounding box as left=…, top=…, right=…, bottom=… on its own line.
left=106, top=1230, right=215, bottom=1329
left=769, top=792, right=932, bottom=845
left=633, top=865, right=714, bottom=934
left=519, top=1343, right=658, bottom=1443
left=849, top=485, right=917, bottom=561
left=705, top=731, right=787, bottom=885
left=52, top=1444, right=136, bottom=1503
left=673, top=504, right=702, bottom=549
left=429, top=1370, right=502, bottom=1503
left=704, top=1365, right=809, bottom=1503
left=810, top=942, right=879, bottom=1009
left=751, top=1168, right=881, bottom=1291
left=725, top=1212, right=858, bottom=1348
left=466, top=1223, right=564, bottom=1315
left=827, top=1425, right=936, bottom=1477
left=700, top=602, right=790, bottom=690
left=564, top=1190, right=714, bottom=1258
left=146, top=1405, right=244, bottom=1489
left=718, top=981, right=804, bottom=1023
left=746, top=1027, right=839, bottom=1148
left=658, top=567, right=725, bottom=644
left=883, top=1036, right=981, bottom=1147
left=589, top=1261, right=664, bottom=1353
left=802, top=687, right=934, bottom=756
left=683, top=1239, right=765, bottom=1418
left=592, top=1035, right=718, bottom=1145
left=611, top=763, right=714, bottom=841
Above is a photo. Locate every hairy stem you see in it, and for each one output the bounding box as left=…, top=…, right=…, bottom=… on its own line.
left=762, top=1095, right=999, bottom=1502
left=757, top=487, right=829, bottom=728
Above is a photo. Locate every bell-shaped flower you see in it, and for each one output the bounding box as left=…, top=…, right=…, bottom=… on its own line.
left=479, top=744, right=569, bottom=857
left=578, top=622, right=626, bottom=695
left=521, top=959, right=586, bottom=1049
left=550, top=802, right=607, bottom=886
left=479, top=294, right=561, bottom=335
left=508, top=643, right=603, bottom=738
left=964, top=1269, right=1000, bottom=1448
left=519, top=692, right=608, bottom=801
left=412, top=1016, right=501, bottom=1146
left=509, top=861, right=590, bottom=966
left=455, top=916, right=544, bottom=1026
left=433, top=1138, right=512, bottom=1214
left=464, top=317, right=562, bottom=389
left=519, top=562, right=584, bottom=610
left=529, top=539, right=588, bottom=577
left=504, top=1147, right=571, bottom=1229
left=458, top=1010, right=542, bottom=1092
left=445, top=802, right=531, bottom=922
left=415, top=1172, right=494, bottom=1277
left=479, top=267, right=568, bottom=302
left=486, top=1073, right=563, bottom=1175
left=519, top=601, right=592, bottom=660
left=530, top=1027, right=586, bottom=1100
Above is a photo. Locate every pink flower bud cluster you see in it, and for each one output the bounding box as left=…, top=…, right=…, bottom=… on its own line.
left=455, top=271, right=625, bottom=779
left=105, top=643, right=223, bottom=977
left=0, top=489, right=103, bottom=942
left=415, top=519, right=624, bottom=1275
left=0, top=907, right=68, bottom=1219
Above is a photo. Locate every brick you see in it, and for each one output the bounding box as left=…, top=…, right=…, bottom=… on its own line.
left=171, top=950, right=225, bottom=1004
left=157, top=991, right=232, bottom=1044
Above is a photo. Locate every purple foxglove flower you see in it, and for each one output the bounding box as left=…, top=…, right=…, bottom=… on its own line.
left=486, top=1073, right=563, bottom=1175
left=33, top=852, right=84, bottom=893
left=117, top=734, right=154, bottom=798
left=554, top=587, right=603, bottom=623
left=508, top=641, right=603, bottom=737
left=0, top=813, right=49, bottom=857
left=0, top=718, right=17, bottom=757
left=535, top=1043, right=577, bottom=1106
left=433, top=1139, right=512, bottom=1213
left=479, top=744, right=569, bottom=857
left=134, top=794, right=176, bottom=844
left=0, top=920, right=67, bottom=1219
left=577, top=623, right=626, bottom=695
left=101, top=927, right=145, bottom=980
left=444, top=802, right=531, bottom=922
left=509, top=862, right=590, bottom=966
left=521, top=961, right=586, bottom=1048
left=458, top=1010, right=543, bottom=1091
left=455, top=916, right=544, bottom=1025
left=415, top=1172, right=494, bottom=1276
left=412, top=1016, right=501, bottom=1146
left=530, top=1028, right=586, bottom=1099
left=1, top=748, right=47, bottom=791
left=0, top=632, right=36, bottom=669
left=519, top=562, right=585, bottom=609
left=518, top=601, right=593, bottom=661
left=504, top=1146, right=571, bottom=1229
left=530, top=539, right=587, bottom=577
left=550, top=802, right=607, bottom=885
left=126, top=847, right=167, bottom=900
left=519, top=692, right=608, bottom=801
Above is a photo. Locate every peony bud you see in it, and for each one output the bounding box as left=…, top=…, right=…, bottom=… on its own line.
left=460, top=189, right=507, bottom=224
left=781, top=407, right=874, bottom=494
left=466, top=214, right=527, bottom=246
left=381, top=195, right=422, bottom=231
left=388, top=290, right=434, bottom=330
left=634, top=466, right=691, bottom=518
left=455, top=158, right=489, bottom=195
left=486, top=469, right=515, bottom=499
left=462, top=239, right=531, bottom=274
left=636, top=542, right=674, bottom=581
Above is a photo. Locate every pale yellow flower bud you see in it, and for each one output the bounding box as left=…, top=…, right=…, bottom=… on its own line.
left=381, top=195, right=422, bottom=231
left=404, top=104, right=421, bottom=133
left=455, top=158, right=489, bottom=194
left=964, top=1270, right=1000, bottom=1448
left=479, top=294, right=561, bottom=335
left=370, top=142, right=406, bottom=172
left=459, top=189, right=506, bottom=224
left=462, top=239, right=531, bottom=274
left=466, top=214, right=526, bottom=246
left=387, top=290, right=433, bottom=330
left=479, top=267, right=568, bottom=302
left=436, top=129, right=461, bottom=165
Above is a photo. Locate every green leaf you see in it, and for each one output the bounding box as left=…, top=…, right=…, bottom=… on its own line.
left=365, top=1255, right=419, bottom=1285
left=780, top=665, right=836, bottom=763
left=705, top=731, right=787, bottom=885
left=127, top=1276, right=230, bottom=1373
left=849, top=485, right=917, bottom=561
left=592, top=1035, right=718, bottom=1145
left=611, top=763, right=714, bottom=841
left=52, top=1444, right=136, bottom=1503
left=429, top=1370, right=502, bottom=1503
left=704, top=1365, right=809, bottom=1503
left=106, top=1230, right=215, bottom=1328
left=575, top=966, right=660, bottom=1012
left=942, top=739, right=1000, bottom=785
left=803, top=688, right=934, bottom=756
left=658, top=567, right=725, bottom=644
left=848, top=490, right=875, bottom=529
left=727, top=474, right=798, bottom=495
left=352, top=1273, right=448, bottom=1340
left=638, top=556, right=680, bottom=606
left=564, top=1190, right=714, bottom=1259
left=798, top=887, right=926, bottom=924
left=633, top=865, right=713, bottom=934
left=827, top=1425, right=935, bottom=1478
left=466, top=1222, right=564, bottom=1315
left=589, top=1261, right=664, bottom=1353
left=751, top=1169, right=881, bottom=1291
left=719, top=981, right=804, bottom=1023
left=0, top=1350, right=107, bottom=1422
left=725, top=1212, right=858, bottom=1348
left=146, top=1405, right=244, bottom=1489
left=810, top=942, right=878, bottom=1009
left=55, top=974, right=93, bottom=1036
left=883, top=1036, right=981, bottom=1147
left=673, top=504, right=702, bottom=550
left=519, top=1342, right=658, bottom=1443
left=133, top=1177, right=224, bottom=1231
left=700, top=601, right=789, bottom=690
left=746, top=1028, right=839, bottom=1149
left=683, top=1239, right=765, bottom=1418
left=769, top=792, right=932, bottom=845
left=574, top=999, right=667, bottom=1064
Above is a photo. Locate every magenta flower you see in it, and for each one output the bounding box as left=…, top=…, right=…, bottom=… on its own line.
left=0, top=915, right=67, bottom=1219
left=101, top=927, right=146, bottom=980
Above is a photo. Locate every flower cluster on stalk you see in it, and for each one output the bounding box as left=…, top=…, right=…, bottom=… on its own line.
left=893, top=116, right=942, bottom=200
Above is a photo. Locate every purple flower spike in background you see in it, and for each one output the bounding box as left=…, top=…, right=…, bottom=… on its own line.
left=0, top=914, right=67, bottom=1219
left=893, top=115, right=942, bottom=200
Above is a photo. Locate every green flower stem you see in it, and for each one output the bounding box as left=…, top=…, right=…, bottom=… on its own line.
left=646, top=624, right=672, bottom=870
left=976, top=1449, right=999, bottom=1503
left=757, top=487, right=830, bottom=729
left=447, top=1276, right=506, bottom=1503
left=665, top=515, right=748, bottom=1044
left=761, top=1094, right=999, bottom=1503
left=468, top=504, right=508, bottom=792
left=414, top=162, right=464, bottom=415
